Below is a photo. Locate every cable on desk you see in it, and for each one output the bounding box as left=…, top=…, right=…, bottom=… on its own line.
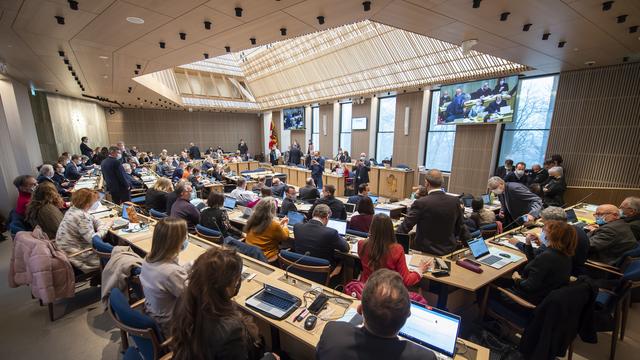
left=455, top=338, right=468, bottom=355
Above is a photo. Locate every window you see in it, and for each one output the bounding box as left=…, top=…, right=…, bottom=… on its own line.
left=498, top=75, right=559, bottom=167
left=425, top=90, right=456, bottom=172
left=311, top=106, right=320, bottom=152
left=376, top=96, right=396, bottom=161
left=339, top=102, right=352, bottom=154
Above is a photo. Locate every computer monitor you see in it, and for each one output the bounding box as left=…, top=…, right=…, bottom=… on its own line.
left=327, top=219, right=347, bottom=236
left=121, top=203, right=130, bottom=220
left=481, top=194, right=491, bottom=205
left=399, top=303, right=461, bottom=357
left=223, top=196, right=237, bottom=210
left=345, top=203, right=356, bottom=214
left=369, top=196, right=379, bottom=204
left=565, top=208, right=578, bottom=223
left=287, top=211, right=305, bottom=226
left=467, top=236, right=490, bottom=259
left=374, top=208, right=391, bottom=217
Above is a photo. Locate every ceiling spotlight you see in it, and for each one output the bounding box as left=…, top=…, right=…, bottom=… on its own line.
left=68, top=0, right=78, bottom=11
left=522, top=23, right=532, bottom=31
left=630, top=25, right=638, bottom=33
left=499, top=12, right=510, bottom=21
left=159, top=41, right=165, bottom=49
left=204, top=20, right=211, bottom=30
left=585, top=60, right=596, bottom=66
left=136, top=64, right=141, bottom=69
left=317, top=16, right=325, bottom=25
left=134, top=70, right=139, bottom=75
left=235, top=7, right=243, bottom=17
left=58, top=50, right=65, bottom=57
left=472, top=0, right=481, bottom=9
left=558, top=41, right=566, bottom=48
left=203, top=53, right=209, bottom=59
left=179, top=32, right=186, bottom=40
left=617, top=15, right=627, bottom=23
left=542, top=32, right=551, bottom=40
left=126, top=17, right=145, bottom=24
left=225, top=46, right=231, bottom=53
left=280, top=28, right=287, bottom=36
left=602, top=1, right=614, bottom=11
left=55, top=16, right=65, bottom=25
left=362, top=1, right=371, bottom=11
left=127, top=87, right=132, bottom=93
left=63, top=59, right=70, bottom=65
left=68, top=65, right=73, bottom=71
left=623, top=56, right=629, bottom=62
left=250, top=37, right=256, bottom=45
left=71, top=71, right=76, bottom=76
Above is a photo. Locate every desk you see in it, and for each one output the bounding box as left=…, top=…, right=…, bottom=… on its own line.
left=566, top=202, right=597, bottom=224
left=322, top=173, right=345, bottom=196
left=274, top=165, right=311, bottom=188
left=237, top=160, right=260, bottom=173
left=378, top=167, right=414, bottom=199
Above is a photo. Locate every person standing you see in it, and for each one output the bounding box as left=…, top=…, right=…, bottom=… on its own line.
left=487, top=176, right=543, bottom=226
left=80, top=136, right=93, bottom=164
left=238, top=139, right=249, bottom=156
left=188, top=142, right=201, bottom=160
left=309, top=151, right=325, bottom=189
left=353, top=157, right=370, bottom=190
left=101, top=146, right=131, bottom=204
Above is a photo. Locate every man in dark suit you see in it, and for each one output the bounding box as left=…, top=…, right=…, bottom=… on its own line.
left=397, top=169, right=468, bottom=255
left=279, top=186, right=298, bottom=216
left=308, top=184, right=347, bottom=220
left=188, top=142, right=201, bottom=160
left=347, top=183, right=368, bottom=205
left=504, top=161, right=528, bottom=184
left=101, top=146, right=131, bottom=204
left=542, top=166, right=566, bottom=207
left=288, top=145, right=303, bottom=165
left=353, top=157, right=370, bottom=190
left=488, top=176, right=543, bottom=226
left=486, top=94, right=509, bottom=114
left=64, top=154, right=82, bottom=181
left=620, top=197, right=640, bottom=241
left=308, top=151, right=325, bottom=189
left=586, top=204, right=637, bottom=265
left=293, top=204, right=348, bottom=266
left=494, top=159, right=514, bottom=180
left=172, top=161, right=186, bottom=182
left=79, top=136, right=93, bottom=164
left=529, top=163, right=548, bottom=185
left=270, top=177, right=286, bottom=197
left=298, top=178, right=319, bottom=203
left=316, top=269, right=436, bottom=360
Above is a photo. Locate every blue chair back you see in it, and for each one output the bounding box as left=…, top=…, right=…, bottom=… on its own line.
left=149, top=209, right=167, bottom=219
left=9, top=210, right=30, bottom=237
left=195, top=224, right=222, bottom=237
left=346, top=229, right=368, bottom=238
left=131, top=195, right=146, bottom=203
left=479, top=223, right=498, bottom=231
left=92, top=235, right=114, bottom=253
left=623, top=259, right=640, bottom=281
left=615, top=243, right=640, bottom=268
left=396, top=164, right=410, bottom=169
left=223, top=237, right=268, bottom=263
left=279, top=250, right=331, bottom=285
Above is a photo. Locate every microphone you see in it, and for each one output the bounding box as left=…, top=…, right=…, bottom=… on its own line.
left=285, top=251, right=311, bottom=282
left=573, top=192, right=593, bottom=207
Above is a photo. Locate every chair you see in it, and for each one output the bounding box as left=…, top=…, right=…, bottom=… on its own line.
left=396, top=233, right=410, bottom=254
left=396, top=164, right=410, bottom=169
left=148, top=209, right=168, bottom=220
left=8, top=209, right=31, bottom=238
left=108, top=288, right=169, bottom=360
left=278, top=250, right=332, bottom=286
left=479, top=222, right=499, bottom=239
left=346, top=229, right=368, bottom=238
left=92, top=235, right=114, bottom=271
left=223, top=237, right=268, bottom=263
left=195, top=224, right=222, bottom=243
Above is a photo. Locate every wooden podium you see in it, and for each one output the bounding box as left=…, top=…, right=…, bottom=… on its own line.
left=377, top=168, right=414, bottom=199
left=322, top=173, right=346, bottom=196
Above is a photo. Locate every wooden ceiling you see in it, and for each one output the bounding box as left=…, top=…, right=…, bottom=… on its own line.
left=0, top=0, right=638, bottom=111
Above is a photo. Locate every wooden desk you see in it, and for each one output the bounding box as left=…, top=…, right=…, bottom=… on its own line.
left=566, top=203, right=597, bottom=224
left=238, top=160, right=260, bottom=172
left=378, top=167, right=415, bottom=199
left=369, top=166, right=381, bottom=195
left=274, top=165, right=311, bottom=188
left=322, top=173, right=346, bottom=197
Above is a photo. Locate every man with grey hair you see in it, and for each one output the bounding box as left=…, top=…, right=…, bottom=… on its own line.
left=122, top=163, right=143, bottom=188
left=586, top=204, right=636, bottom=265
left=487, top=176, right=542, bottom=227
left=543, top=166, right=566, bottom=207
left=619, top=197, right=640, bottom=241
left=293, top=203, right=349, bottom=266
left=37, top=164, right=68, bottom=196
left=507, top=206, right=590, bottom=275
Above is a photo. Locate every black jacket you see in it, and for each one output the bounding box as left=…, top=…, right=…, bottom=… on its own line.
left=65, top=162, right=81, bottom=181
left=80, top=142, right=93, bottom=158
left=37, top=175, right=67, bottom=195
left=165, top=190, right=180, bottom=214
left=188, top=145, right=201, bottom=160
left=271, top=183, right=286, bottom=197
left=309, top=196, right=347, bottom=220
left=504, top=171, right=528, bottom=185
left=316, top=321, right=436, bottom=360
left=279, top=197, right=297, bottom=216
left=101, top=157, right=131, bottom=203
left=293, top=219, right=348, bottom=265
left=543, top=177, right=566, bottom=207
left=514, top=247, right=571, bottom=305
left=588, top=219, right=637, bottom=265
left=238, top=143, right=248, bottom=155
left=298, top=185, right=319, bottom=202
left=494, top=165, right=512, bottom=180
left=145, top=189, right=168, bottom=213
left=354, top=163, right=370, bottom=185
left=625, top=214, right=640, bottom=241
left=530, top=168, right=549, bottom=184
left=288, top=147, right=303, bottom=165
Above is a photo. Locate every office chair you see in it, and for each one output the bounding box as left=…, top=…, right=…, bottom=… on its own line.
left=278, top=250, right=332, bottom=286
left=195, top=224, right=222, bottom=243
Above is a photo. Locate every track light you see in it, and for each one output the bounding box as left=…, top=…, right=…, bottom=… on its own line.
left=542, top=32, right=550, bottom=40
left=362, top=1, right=371, bottom=11
left=235, top=7, right=243, bottom=17
left=135, top=64, right=141, bottom=70
left=623, top=56, right=629, bottom=62
left=134, top=70, right=139, bottom=75
left=55, top=16, right=65, bottom=25
left=225, top=46, right=231, bottom=53
left=68, top=65, right=73, bottom=71
left=617, top=15, right=627, bottom=23
left=71, top=71, right=76, bottom=76
left=159, top=41, right=165, bottom=49
left=317, top=16, right=325, bottom=25
left=250, top=37, right=256, bottom=45
left=472, top=0, right=481, bottom=8
left=602, top=1, right=613, bottom=11
left=522, top=23, right=532, bottom=31
left=204, top=20, right=211, bottom=30
left=203, top=53, right=209, bottom=59
left=179, top=32, right=186, bottom=40
left=58, top=50, right=65, bottom=57
left=630, top=25, right=638, bottom=33
left=68, top=0, right=78, bottom=11
left=128, top=87, right=132, bottom=93
left=64, top=59, right=70, bottom=65
left=500, top=12, right=510, bottom=21
left=280, top=28, right=287, bottom=36
left=558, top=41, right=566, bottom=48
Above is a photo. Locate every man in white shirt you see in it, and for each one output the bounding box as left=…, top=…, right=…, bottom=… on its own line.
left=230, top=177, right=258, bottom=203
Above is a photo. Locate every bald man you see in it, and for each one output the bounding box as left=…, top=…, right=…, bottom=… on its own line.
left=620, top=197, right=640, bottom=241
left=587, top=204, right=637, bottom=265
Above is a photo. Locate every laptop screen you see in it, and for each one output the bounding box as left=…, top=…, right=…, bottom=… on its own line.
left=481, top=194, right=490, bottom=205
left=223, top=196, right=237, bottom=209
left=565, top=208, right=578, bottom=223
left=467, top=236, right=490, bottom=258
left=345, top=203, right=356, bottom=214
left=121, top=203, right=129, bottom=220
left=399, top=303, right=461, bottom=357
left=287, top=211, right=305, bottom=226
left=327, top=219, right=347, bottom=236
left=369, top=196, right=378, bottom=204
left=374, top=208, right=391, bottom=217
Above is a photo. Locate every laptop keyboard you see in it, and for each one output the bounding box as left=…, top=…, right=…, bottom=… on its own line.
left=482, top=255, right=503, bottom=265
left=255, top=291, right=295, bottom=311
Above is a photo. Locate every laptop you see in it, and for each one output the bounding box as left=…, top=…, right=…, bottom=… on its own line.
left=223, top=196, right=237, bottom=210
left=245, top=284, right=301, bottom=320
left=190, top=198, right=207, bottom=212
left=467, top=236, right=511, bottom=269
left=399, top=302, right=461, bottom=359
left=374, top=207, right=391, bottom=217
left=369, top=195, right=379, bottom=204
left=481, top=194, right=491, bottom=205
left=345, top=203, right=356, bottom=214
left=327, top=219, right=347, bottom=236
left=287, top=211, right=305, bottom=228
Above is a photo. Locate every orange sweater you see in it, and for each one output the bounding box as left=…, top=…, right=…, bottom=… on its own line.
left=245, top=220, right=290, bottom=260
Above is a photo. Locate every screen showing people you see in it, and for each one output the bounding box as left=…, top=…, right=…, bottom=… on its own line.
left=437, top=75, right=518, bottom=125
left=283, top=107, right=305, bottom=130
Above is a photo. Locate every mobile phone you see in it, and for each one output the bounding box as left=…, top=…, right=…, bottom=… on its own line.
left=308, top=293, right=329, bottom=315
left=432, top=270, right=450, bottom=277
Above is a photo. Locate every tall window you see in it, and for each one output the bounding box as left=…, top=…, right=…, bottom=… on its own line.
left=311, top=106, right=320, bottom=152
left=498, top=75, right=559, bottom=167
left=376, top=96, right=396, bottom=162
left=425, top=90, right=456, bottom=172
left=339, top=102, right=353, bottom=154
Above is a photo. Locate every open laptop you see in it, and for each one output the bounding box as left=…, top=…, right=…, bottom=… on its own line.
left=286, top=211, right=305, bottom=229
left=344, top=203, right=356, bottom=214
left=190, top=198, right=207, bottom=211
left=399, top=302, right=461, bottom=359
left=467, top=236, right=511, bottom=269
left=374, top=207, right=391, bottom=217
left=327, top=219, right=347, bottom=236
left=481, top=194, right=491, bottom=205
left=369, top=195, right=379, bottom=205
left=223, top=196, right=237, bottom=210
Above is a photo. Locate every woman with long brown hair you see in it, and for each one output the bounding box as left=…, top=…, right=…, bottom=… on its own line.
left=357, top=214, right=431, bottom=287
left=26, top=181, right=65, bottom=239
left=171, top=247, right=279, bottom=360
left=244, top=197, right=289, bottom=262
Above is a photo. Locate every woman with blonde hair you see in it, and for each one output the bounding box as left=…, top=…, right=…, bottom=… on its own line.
left=244, top=197, right=289, bottom=262
left=145, top=177, right=174, bottom=213
left=26, top=182, right=65, bottom=239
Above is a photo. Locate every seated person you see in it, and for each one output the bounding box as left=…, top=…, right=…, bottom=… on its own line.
left=348, top=183, right=369, bottom=205
left=248, top=188, right=275, bottom=208
left=244, top=198, right=289, bottom=262
left=188, top=167, right=204, bottom=190
left=37, top=164, right=70, bottom=196
left=293, top=204, right=349, bottom=266
left=469, top=197, right=496, bottom=229
left=166, top=180, right=186, bottom=213
left=316, top=269, right=436, bottom=360
left=14, top=175, right=37, bottom=217
left=55, top=189, right=111, bottom=273
left=122, top=163, right=143, bottom=188
left=210, top=164, right=225, bottom=182
left=486, top=94, right=509, bottom=114
left=200, top=192, right=243, bottom=238
left=529, top=163, right=548, bottom=185
left=279, top=185, right=298, bottom=216
left=542, top=166, right=566, bottom=207
left=339, top=150, right=352, bottom=163
left=270, top=178, right=286, bottom=198
left=252, top=176, right=267, bottom=193
left=170, top=182, right=200, bottom=233
left=26, top=182, right=65, bottom=239
left=411, top=186, right=428, bottom=200
left=230, top=178, right=258, bottom=203
left=201, top=157, right=214, bottom=172
left=309, top=184, right=347, bottom=220
left=586, top=204, right=637, bottom=265
left=471, top=82, right=492, bottom=100
left=64, top=154, right=82, bottom=181
left=182, top=164, right=193, bottom=180
left=140, top=217, right=190, bottom=335
left=298, top=177, right=320, bottom=203
left=52, top=163, right=72, bottom=189
left=145, top=178, right=173, bottom=213
left=467, top=99, right=485, bottom=117
left=357, top=214, right=430, bottom=287
left=620, top=196, right=640, bottom=241
left=79, top=155, right=95, bottom=172
left=349, top=196, right=374, bottom=233
left=158, top=156, right=173, bottom=177
left=172, top=161, right=186, bottom=182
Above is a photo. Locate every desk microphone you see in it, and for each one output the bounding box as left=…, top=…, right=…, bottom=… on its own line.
left=573, top=193, right=593, bottom=207
left=285, top=251, right=311, bottom=281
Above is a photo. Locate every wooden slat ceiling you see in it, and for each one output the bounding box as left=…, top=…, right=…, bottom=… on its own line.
left=0, top=0, right=638, bottom=111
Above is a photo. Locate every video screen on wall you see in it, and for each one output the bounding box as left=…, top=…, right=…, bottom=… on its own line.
left=283, top=107, right=305, bottom=130
left=437, top=75, right=519, bottom=125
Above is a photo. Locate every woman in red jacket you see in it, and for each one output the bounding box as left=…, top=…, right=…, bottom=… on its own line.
left=357, top=214, right=431, bottom=287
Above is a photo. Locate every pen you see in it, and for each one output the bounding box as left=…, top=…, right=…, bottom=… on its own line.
left=294, top=308, right=308, bottom=322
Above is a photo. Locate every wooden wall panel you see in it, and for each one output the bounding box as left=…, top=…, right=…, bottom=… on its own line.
left=565, top=187, right=640, bottom=208
left=392, top=92, right=423, bottom=168
left=351, top=99, right=371, bottom=158
left=318, top=104, right=333, bottom=157
left=547, top=62, right=640, bottom=189
left=449, top=125, right=498, bottom=196
left=106, top=109, right=262, bottom=156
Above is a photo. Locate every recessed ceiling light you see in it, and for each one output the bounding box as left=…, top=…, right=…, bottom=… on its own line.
left=126, top=17, right=145, bottom=24
left=99, top=55, right=109, bottom=59
left=102, top=75, right=109, bottom=79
